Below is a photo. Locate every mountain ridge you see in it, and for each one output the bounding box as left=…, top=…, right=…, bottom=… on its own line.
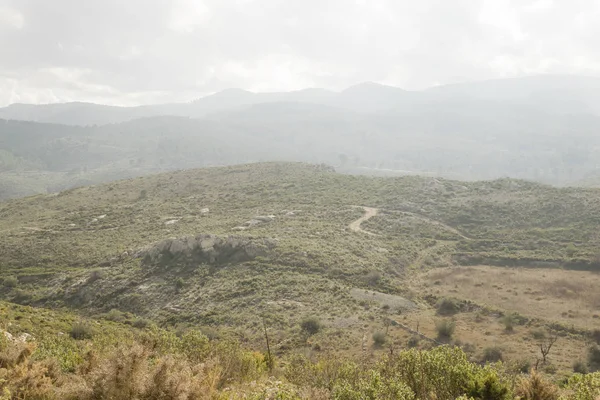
left=3, top=74, right=600, bottom=125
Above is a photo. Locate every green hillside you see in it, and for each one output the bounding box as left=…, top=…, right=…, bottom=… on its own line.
left=2, top=162, right=600, bottom=376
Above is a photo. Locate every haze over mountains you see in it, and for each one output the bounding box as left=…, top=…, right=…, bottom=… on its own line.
left=2, top=74, right=600, bottom=199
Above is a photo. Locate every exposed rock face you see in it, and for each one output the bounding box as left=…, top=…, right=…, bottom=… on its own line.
left=139, top=234, right=277, bottom=267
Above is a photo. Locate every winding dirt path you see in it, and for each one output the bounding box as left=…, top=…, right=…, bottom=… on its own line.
left=399, top=211, right=472, bottom=240
left=349, top=206, right=379, bottom=235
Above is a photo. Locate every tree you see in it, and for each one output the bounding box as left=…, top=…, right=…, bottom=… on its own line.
left=537, top=331, right=558, bottom=366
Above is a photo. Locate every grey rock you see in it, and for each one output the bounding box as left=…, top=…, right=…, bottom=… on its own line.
left=139, top=234, right=276, bottom=268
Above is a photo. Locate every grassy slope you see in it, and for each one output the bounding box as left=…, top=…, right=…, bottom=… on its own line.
left=1, top=162, right=600, bottom=373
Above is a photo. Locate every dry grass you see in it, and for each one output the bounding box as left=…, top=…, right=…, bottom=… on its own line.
left=391, top=264, right=600, bottom=375
left=396, top=308, right=587, bottom=375
left=414, top=265, right=600, bottom=330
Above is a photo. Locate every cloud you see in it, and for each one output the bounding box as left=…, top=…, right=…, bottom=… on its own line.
left=0, top=0, right=599, bottom=106
left=0, top=5, right=23, bottom=29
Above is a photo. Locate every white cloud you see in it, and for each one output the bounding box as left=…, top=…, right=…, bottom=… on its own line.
left=168, top=0, right=211, bottom=33
left=1, top=0, right=600, bottom=106
left=0, top=5, right=23, bottom=29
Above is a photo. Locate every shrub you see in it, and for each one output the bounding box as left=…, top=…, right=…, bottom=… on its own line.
left=301, top=317, right=322, bottom=335
left=365, top=271, right=381, bottom=286
left=502, top=315, right=515, bottom=332
left=70, top=321, right=94, bottom=340
left=2, top=276, right=18, bottom=288
left=12, top=289, right=32, bottom=303
left=515, top=369, right=558, bottom=400
left=86, top=269, right=104, bottom=284
left=591, top=329, right=600, bottom=345
left=132, top=318, right=152, bottom=329
left=574, top=360, right=589, bottom=374
left=174, top=277, right=185, bottom=291
left=482, top=347, right=503, bottom=363
left=435, top=319, right=456, bottom=340
left=531, top=329, right=546, bottom=340
left=333, top=370, right=415, bottom=400
left=543, top=363, right=557, bottom=374
left=384, top=346, right=512, bottom=400
left=437, top=298, right=460, bottom=316
left=102, top=308, right=127, bottom=322
left=563, top=372, right=600, bottom=400
left=588, top=345, right=600, bottom=372
left=516, top=359, right=532, bottom=374
left=372, top=332, right=386, bottom=347
left=407, top=336, right=420, bottom=348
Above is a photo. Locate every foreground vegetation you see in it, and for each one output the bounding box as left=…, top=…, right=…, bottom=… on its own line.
left=2, top=301, right=600, bottom=399
left=3, top=162, right=600, bottom=387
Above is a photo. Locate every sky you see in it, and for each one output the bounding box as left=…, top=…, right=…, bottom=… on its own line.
left=0, top=0, right=599, bottom=106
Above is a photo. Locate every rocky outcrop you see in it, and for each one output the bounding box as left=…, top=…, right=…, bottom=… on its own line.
left=139, top=234, right=277, bottom=268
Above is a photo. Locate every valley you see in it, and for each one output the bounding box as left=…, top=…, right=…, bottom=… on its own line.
left=2, top=162, right=600, bottom=390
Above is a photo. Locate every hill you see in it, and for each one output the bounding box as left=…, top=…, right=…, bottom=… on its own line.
left=3, top=84, right=600, bottom=200
left=2, top=162, right=600, bottom=379
left=2, top=75, right=600, bottom=198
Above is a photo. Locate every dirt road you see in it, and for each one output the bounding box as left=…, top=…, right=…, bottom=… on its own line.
left=349, top=206, right=379, bottom=235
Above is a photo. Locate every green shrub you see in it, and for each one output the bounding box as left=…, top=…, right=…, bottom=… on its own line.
left=132, top=318, right=152, bottom=329
left=435, top=319, right=456, bottom=341
left=372, top=331, right=386, bottom=347
left=384, top=346, right=512, bottom=400
left=70, top=321, right=94, bottom=340
left=588, top=345, right=600, bottom=372
left=2, top=276, right=18, bottom=288
left=591, top=329, right=600, bottom=345
left=563, top=372, right=600, bottom=400
left=174, top=277, right=185, bottom=291
left=407, top=336, right=420, bottom=348
left=437, top=298, right=460, bottom=316
left=531, top=329, right=546, bottom=340
left=102, top=308, right=127, bottom=322
left=574, top=360, right=589, bottom=374
left=365, top=271, right=381, bottom=286
left=502, top=314, right=515, bottom=332
left=333, top=370, right=415, bottom=400
left=516, top=359, right=532, bottom=374
left=300, top=317, right=322, bottom=335
left=482, top=347, right=503, bottom=363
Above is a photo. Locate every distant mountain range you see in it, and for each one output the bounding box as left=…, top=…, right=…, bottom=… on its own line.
left=4, top=75, right=600, bottom=125
left=1, top=74, right=600, bottom=199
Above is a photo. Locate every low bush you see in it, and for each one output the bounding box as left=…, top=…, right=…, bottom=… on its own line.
left=437, top=297, right=460, bottom=316
left=372, top=331, right=386, bottom=347
left=502, top=314, right=515, bottom=332
left=574, top=360, right=589, bottom=374
left=300, top=317, right=322, bottom=335
left=531, top=329, right=546, bottom=340
left=588, top=345, right=600, bottom=372
left=515, top=369, right=558, bottom=400
left=407, top=336, right=420, bottom=348
left=70, top=321, right=94, bottom=340
left=435, top=319, right=456, bottom=341
left=2, top=276, right=18, bottom=288
left=482, top=347, right=503, bottom=363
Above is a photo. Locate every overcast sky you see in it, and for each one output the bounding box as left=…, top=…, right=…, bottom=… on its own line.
left=0, top=0, right=599, bottom=106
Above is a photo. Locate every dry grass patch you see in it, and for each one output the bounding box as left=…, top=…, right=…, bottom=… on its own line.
left=414, top=265, right=600, bottom=330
